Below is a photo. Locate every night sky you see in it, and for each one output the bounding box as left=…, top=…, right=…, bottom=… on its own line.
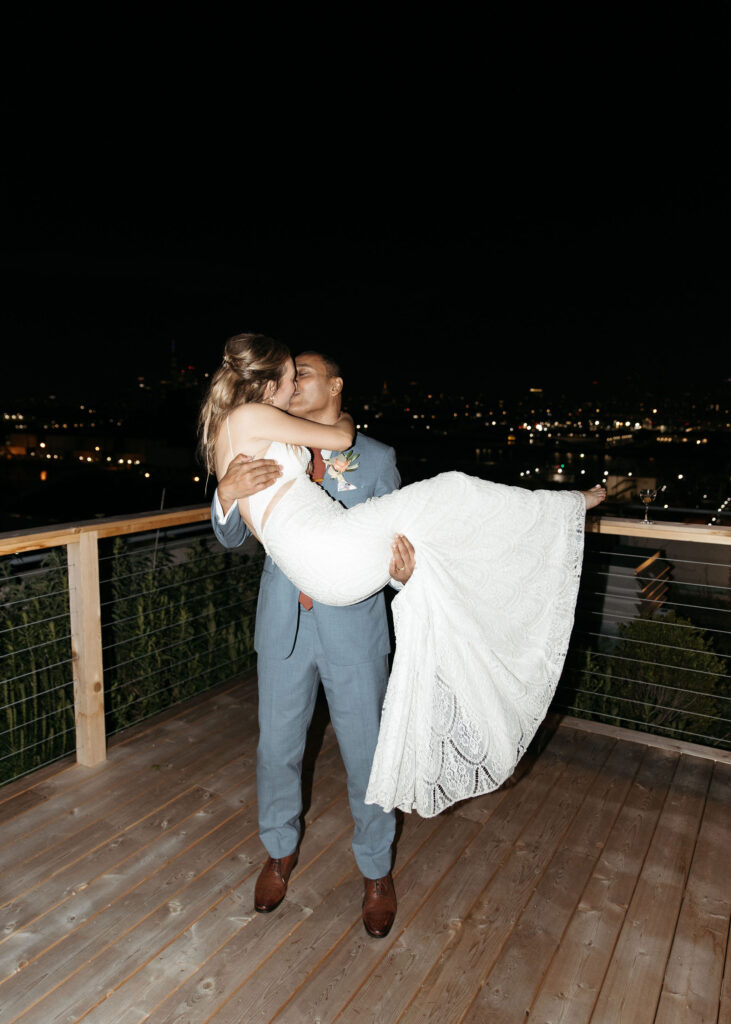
left=2, top=9, right=728, bottom=402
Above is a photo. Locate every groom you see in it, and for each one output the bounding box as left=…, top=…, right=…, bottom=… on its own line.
left=211, top=350, right=414, bottom=938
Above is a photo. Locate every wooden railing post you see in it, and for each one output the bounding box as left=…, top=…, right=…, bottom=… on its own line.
left=67, top=531, right=106, bottom=766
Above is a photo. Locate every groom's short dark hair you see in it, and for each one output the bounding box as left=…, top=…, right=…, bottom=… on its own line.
left=297, top=350, right=342, bottom=380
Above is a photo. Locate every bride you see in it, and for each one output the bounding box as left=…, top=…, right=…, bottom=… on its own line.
left=200, top=334, right=605, bottom=817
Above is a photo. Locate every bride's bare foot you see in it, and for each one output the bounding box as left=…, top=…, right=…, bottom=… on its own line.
left=583, top=484, right=607, bottom=510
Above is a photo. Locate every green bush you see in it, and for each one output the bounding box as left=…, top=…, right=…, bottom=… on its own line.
left=0, top=533, right=264, bottom=785
left=560, top=611, right=728, bottom=747
left=0, top=549, right=75, bottom=784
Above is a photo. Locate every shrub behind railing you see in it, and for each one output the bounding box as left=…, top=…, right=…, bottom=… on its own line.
left=0, top=526, right=264, bottom=785
left=556, top=533, right=730, bottom=748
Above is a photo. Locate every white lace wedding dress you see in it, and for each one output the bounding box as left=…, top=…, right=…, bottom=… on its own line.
left=255, top=442, right=586, bottom=817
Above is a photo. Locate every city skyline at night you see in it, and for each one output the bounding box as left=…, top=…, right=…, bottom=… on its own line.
left=2, top=7, right=727, bottom=532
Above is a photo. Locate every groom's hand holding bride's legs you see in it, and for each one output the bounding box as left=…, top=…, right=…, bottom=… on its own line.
left=390, top=534, right=416, bottom=585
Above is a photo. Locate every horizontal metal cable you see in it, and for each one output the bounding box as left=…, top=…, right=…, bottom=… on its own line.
left=582, top=608, right=731, bottom=636
left=101, top=576, right=257, bottom=631
left=0, top=632, right=72, bottom=661
left=99, top=544, right=260, bottom=585
left=552, top=703, right=729, bottom=747
left=1, top=585, right=72, bottom=609
left=561, top=665, right=731, bottom=701
left=585, top=649, right=729, bottom=678
left=1, top=654, right=76, bottom=686
left=102, top=594, right=258, bottom=652
left=97, top=528, right=221, bottom=563
left=555, top=686, right=730, bottom=724
left=98, top=546, right=231, bottom=585
left=99, top=560, right=232, bottom=596
left=590, top=589, right=730, bottom=615
left=0, top=677, right=74, bottom=712
left=591, top=570, right=731, bottom=592
left=0, top=610, right=70, bottom=636
left=0, top=702, right=74, bottom=738
left=104, top=533, right=251, bottom=565
left=97, top=542, right=196, bottom=566
left=99, top=563, right=254, bottom=608
left=105, top=634, right=252, bottom=695
left=104, top=619, right=254, bottom=675
left=0, top=746, right=76, bottom=785
left=105, top=650, right=255, bottom=716
left=0, top=562, right=68, bottom=585
left=592, top=550, right=731, bottom=569
left=577, top=629, right=731, bottom=660
left=104, top=659, right=255, bottom=737
left=0, top=723, right=76, bottom=763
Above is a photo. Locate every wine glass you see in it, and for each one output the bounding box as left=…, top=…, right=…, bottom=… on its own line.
left=639, top=488, right=658, bottom=524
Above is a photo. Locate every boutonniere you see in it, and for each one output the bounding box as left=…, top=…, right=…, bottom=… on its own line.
left=324, top=449, right=359, bottom=491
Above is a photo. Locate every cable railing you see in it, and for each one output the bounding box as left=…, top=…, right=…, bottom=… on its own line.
left=0, top=506, right=264, bottom=785
left=0, top=507, right=729, bottom=787
left=556, top=518, right=730, bottom=750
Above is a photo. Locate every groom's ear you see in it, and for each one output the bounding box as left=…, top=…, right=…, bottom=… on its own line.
left=329, top=376, right=344, bottom=396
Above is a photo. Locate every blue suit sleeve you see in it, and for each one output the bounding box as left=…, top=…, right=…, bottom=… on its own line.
left=210, top=492, right=251, bottom=549
left=374, top=446, right=404, bottom=590
left=373, top=446, right=401, bottom=498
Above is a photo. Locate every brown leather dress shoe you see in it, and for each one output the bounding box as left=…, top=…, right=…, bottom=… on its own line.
left=362, top=873, right=397, bottom=937
left=254, top=853, right=298, bottom=913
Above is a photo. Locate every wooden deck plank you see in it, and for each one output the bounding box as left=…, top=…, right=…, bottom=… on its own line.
left=590, top=753, right=714, bottom=1024
left=397, top=730, right=616, bottom=1024
left=0, top=682, right=726, bottom=1024
left=302, top=727, right=585, bottom=1024
left=0, top=801, right=261, bottom=1018
left=203, top=816, right=480, bottom=1024
left=0, top=681, right=258, bottom=856
left=1, top=746, right=347, bottom=997
left=274, top=794, right=512, bottom=1024
left=655, top=762, right=731, bottom=1024
left=0, top=728, right=260, bottom=935
left=0, top=789, right=49, bottom=827
left=528, top=746, right=680, bottom=1024
left=23, top=795, right=357, bottom=1024
left=720, top=932, right=731, bottom=1024
left=0, top=785, right=227, bottom=964
left=464, top=737, right=647, bottom=1022
left=145, top=807, right=447, bottom=1024
left=0, top=677, right=257, bottom=820
left=76, top=786, right=353, bottom=1024
left=0, top=711, right=257, bottom=892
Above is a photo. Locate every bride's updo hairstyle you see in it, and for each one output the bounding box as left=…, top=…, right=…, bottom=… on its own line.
left=198, top=332, right=291, bottom=473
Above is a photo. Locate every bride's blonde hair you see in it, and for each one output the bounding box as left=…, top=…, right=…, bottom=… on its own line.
left=198, top=332, right=292, bottom=473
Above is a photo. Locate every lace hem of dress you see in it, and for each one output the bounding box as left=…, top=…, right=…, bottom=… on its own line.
left=366, top=487, right=586, bottom=817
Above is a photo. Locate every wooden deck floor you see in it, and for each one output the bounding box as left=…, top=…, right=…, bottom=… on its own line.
left=0, top=676, right=729, bottom=1024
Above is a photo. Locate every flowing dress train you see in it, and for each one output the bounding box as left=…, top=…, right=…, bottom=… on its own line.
left=257, top=443, right=586, bottom=816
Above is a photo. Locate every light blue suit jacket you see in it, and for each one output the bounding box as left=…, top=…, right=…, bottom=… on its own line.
left=211, top=432, right=400, bottom=666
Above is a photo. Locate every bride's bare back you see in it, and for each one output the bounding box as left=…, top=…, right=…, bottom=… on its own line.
left=214, top=402, right=355, bottom=537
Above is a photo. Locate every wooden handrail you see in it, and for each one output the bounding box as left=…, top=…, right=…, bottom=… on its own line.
left=1, top=505, right=728, bottom=774
left=0, top=504, right=213, bottom=770
left=585, top=516, right=731, bottom=545
left=0, top=505, right=211, bottom=556
left=1, top=508, right=728, bottom=560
